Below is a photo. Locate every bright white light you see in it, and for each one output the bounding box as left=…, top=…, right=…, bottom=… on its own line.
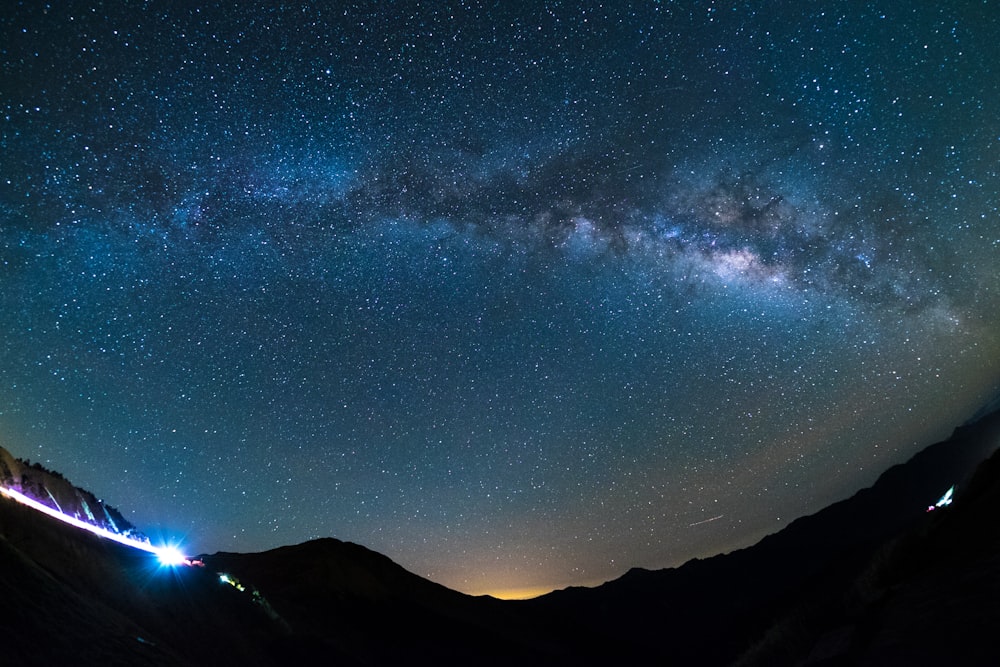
left=156, top=545, right=188, bottom=567
left=0, top=486, right=189, bottom=565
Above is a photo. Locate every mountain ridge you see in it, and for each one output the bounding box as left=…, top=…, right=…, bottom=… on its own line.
left=521, top=405, right=1000, bottom=664
left=0, top=403, right=998, bottom=665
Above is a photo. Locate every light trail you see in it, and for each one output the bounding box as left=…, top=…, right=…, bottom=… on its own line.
left=688, top=514, right=725, bottom=527
left=0, top=485, right=187, bottom=565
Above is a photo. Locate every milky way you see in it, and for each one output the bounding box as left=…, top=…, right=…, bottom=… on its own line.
left=2, top=2, right=999, bottom=597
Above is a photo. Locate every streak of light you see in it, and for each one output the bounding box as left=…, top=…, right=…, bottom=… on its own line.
left=688, top=514, right=725, bottom=527
left=0, top=485, right=187, bottom=564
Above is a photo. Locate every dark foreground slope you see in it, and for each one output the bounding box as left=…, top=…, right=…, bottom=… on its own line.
left=735, top=427, right=1000, bottom=666
left=1, top=405, right=998, bottom=665
left=525, top=406, right=1000, bottom=666
left=0, top=495, right=553, bottom=665
left=0, top=495, right=282, bottom=666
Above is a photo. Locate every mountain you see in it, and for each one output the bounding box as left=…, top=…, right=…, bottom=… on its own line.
left=525, top=405, right=1000, bottom=665
left=0, top=446, right=142, bottom=539
left=0, top=492, right=556, bottom=665
left=0, top=462, right=554, bottom=664
left=0, top=484, right=280, bottom=666
left=1, top=405, right=998, bottom=665
left=201, top=540, right=557, bottom=664
left=736, top=430, right=1000, bottom=666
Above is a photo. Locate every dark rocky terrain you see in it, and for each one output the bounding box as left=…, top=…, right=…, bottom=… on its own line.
left=1, top=406, right=998, bottom=665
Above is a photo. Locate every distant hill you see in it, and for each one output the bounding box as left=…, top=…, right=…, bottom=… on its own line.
left=202, top=539, right=557, bottom=664
left=0, top=404, right=998, bottom=665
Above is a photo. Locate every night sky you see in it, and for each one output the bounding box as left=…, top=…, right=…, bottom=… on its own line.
left=2, top=2, right=999, bottom=598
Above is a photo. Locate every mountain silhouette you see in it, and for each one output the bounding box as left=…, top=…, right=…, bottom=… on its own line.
left=525, top=405, right=1000, bottom=665
left=1, top=405, right=998, bottom=665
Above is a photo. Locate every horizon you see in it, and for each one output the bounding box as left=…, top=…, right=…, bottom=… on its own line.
left=2, top=393, right=997, bottom=600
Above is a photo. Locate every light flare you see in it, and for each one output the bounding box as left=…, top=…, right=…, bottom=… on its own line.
left=157, top=545, right=189, bottom=567
left=0, top=485, right=189, bottom=565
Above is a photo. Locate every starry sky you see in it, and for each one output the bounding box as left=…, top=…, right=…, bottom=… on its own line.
left=2, top=1, right=999, bottom=598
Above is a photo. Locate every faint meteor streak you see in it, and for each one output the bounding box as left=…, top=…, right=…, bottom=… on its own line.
left=0, top=485, right=187, bottom=564
left=688, top=514, right=725, bottom=527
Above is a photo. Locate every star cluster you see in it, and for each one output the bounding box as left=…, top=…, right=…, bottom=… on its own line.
left=2, top=2, right=999, bottom=596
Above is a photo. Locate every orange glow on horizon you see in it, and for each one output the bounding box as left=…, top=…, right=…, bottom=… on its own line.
left=476, top=585, right=556, bottom=600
